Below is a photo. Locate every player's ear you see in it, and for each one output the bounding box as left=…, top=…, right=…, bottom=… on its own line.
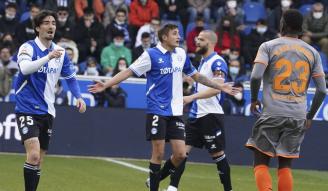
left=35, top=26, right=40, bottom=33
left=162, top=35, right=168, bottom=41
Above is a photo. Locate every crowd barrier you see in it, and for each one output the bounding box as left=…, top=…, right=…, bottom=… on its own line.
left=1, top=75, right=328, bottom=121
left=1, top=102, right=327, bottom=170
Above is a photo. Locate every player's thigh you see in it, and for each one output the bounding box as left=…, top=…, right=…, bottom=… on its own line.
left=200, top=114, right=226, bottom=154
left=146, top=114, right=167, bottom=141
left=249, top=116, right=285, bottom=146
left=166, top=116, right=185, bottom=140
left=277, top=118, right=306, bottom=157
left=185, top=118, right=204, bottom=149
left=38, top=114, right=54, bottom=151
left=16, top=113, right=40, bottom=145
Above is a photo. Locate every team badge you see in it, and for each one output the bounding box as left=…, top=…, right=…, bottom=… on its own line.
left=22, top=127, right=28, bottom=135
left=151, top=128, right=157, bottom=135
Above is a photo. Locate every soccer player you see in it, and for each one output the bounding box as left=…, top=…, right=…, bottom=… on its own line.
left=245, top=9, right=327, bottom=191
left=88, top=24, right=239, bottom=191
left=158, top=30, right=233, bottom=191
left=15, top=10, right=86, bottom=191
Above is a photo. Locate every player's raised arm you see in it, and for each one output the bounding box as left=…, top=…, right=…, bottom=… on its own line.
left=184, top=72, right=224, bottom=105
left=88, top=68, right=134, bottom=93
left=18, top=43, right=63, bottom=75
left=89, top=51, right=151, bottom=93
left=190, top=72, right=238, bottom=95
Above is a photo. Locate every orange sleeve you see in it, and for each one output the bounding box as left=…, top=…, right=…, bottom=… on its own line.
left=75, top=0, right=86, bottom=18
left=93, top=0, right=105, bottom=16
left=151, top=1, right=159, bottom=18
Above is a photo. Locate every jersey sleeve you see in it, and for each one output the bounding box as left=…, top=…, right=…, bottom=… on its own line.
left=61, top=52, right=76, bottom=79
left=183, top=56, right=197, bottom=76
left=312, top=51, right=325, bottom=78
left=211, top=59, right=228, bottom=79
left=17, top=43, right=33, bottom=65
left=129, top=51, right=151, bottom=76
left=254, top=42, right=269, bottom=66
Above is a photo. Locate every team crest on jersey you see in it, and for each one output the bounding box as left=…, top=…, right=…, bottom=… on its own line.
left=158, top=58, right=164, bottom=64
left=151, top=128, right=157, bottom=134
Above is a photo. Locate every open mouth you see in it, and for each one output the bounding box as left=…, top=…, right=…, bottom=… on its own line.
left=47, top=31, right=54, bottom=35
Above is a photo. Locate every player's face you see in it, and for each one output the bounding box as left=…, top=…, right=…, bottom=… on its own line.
left=195, top=32, right=209, bottom=55
left=165, top=28, right=180, bottom=48
left=37, top=16, right=56, bottom=41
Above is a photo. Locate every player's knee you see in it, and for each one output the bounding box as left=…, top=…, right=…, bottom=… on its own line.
left=27, top=151, right=41, bottom=165
left=173, top=152, right=187, bottom=163
left=211, top=150, right=225, bottom=158
left=153, top=151, right=165, bottom=162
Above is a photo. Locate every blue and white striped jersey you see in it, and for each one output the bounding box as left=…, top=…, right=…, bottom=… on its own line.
left=15, top=37, right=76, bottom=117
left=189, top=52, right=228, bottom=118
left=129, top=43, right=197, bottom=116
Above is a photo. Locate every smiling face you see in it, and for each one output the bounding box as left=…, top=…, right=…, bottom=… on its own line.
left=36, top=16, right=56, bottom=41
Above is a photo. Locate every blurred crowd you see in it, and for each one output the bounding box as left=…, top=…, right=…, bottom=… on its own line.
left=0, top=0, right=327, bottom=111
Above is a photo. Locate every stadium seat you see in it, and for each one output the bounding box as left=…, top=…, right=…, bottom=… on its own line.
left=19, top=11, right=30, bottom=23
left=243, top=2, right=266, bottom=24
left=299, top=4, right=313, bottom=16
left=185, top=22, right=210, bottom=38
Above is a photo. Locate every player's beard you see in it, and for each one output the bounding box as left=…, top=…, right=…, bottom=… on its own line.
left=196, top=45, right=208, bottom=55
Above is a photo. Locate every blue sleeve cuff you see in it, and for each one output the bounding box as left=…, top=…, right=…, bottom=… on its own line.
left=65, top=78, right=82, bottom=99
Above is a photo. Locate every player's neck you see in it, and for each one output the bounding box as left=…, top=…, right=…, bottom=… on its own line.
left=38, top=37, right=52, bottom=49
left=203, top=50, right=215, bottom=58
left=282, top=34, right=299, bottom=39
left=161, top=43, right=175, bottom=52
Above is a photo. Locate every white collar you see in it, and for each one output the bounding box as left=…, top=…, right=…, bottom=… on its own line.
left=156, top=43, right=172, bottom=54
left=35, top=37, right=52, bottom=51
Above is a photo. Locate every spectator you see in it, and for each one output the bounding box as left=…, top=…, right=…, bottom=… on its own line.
left=158, top=0, right=188, bottom=22
left=128, top=0, right=159, bottom=45
left=215, top=16, right=240, bottom=56
left=0, top=46, right=18, bottom=97
left=223, top=82, right=245, bottom=115
left=44, top=0, right=75, bottom=20
left=101, top=29, right=132, bottom=76
left=94, top=58, right=128, bottom=108
left=73, top=7, right=105, bottom=62
left=134, top=17, right=160, bottom=48
left=268, top=0, right=294, bottom=33
left=84, top=56, right=101, bottom=76
left=0, top=2, right=19, bottom=38
left=74, top=0, right=105, bottom=21
left=187, top=0, right=211, bottom=23
left=303, top=2, right=328, bottom=56
left=54, top=6, right=75, bottom=42
left=0, top=33, right=17, bottom=52
left=105, top=8, right=130, bottom=47
left=226, top=59, right=249, bottom=84
left=243, top=19, right=277, bottom=65
left=132, top=32, right=154, bottom=62
left=60, top=46, right=79, bottom=73
left=102, top=0, right=129, bottom=27
left=186, top=15, right=205, bottom=54
left=216, top=0, right=245, bottom=31
left=54, top=80, right=69, bottom=106
left=15, top=3, right=41, bottom=45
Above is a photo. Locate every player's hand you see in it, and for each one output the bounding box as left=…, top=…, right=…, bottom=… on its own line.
left=48, top=49, right=63, bottom=59
left=183, top=95, right=194, bottom=105
left=251, top=100, right=262, bottom=116
left=88, top=80, right=107, bottom=93
left=76, top=98, right=86, bottom=113
left=305, top=119, right=312, bottom=129
left=220, top=82, right=241, bottom=96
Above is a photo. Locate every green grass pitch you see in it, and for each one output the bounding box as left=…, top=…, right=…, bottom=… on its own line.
left=0, top=153, right=327, bottom=191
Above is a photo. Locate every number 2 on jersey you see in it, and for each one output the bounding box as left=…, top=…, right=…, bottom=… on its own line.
left=273, top=58, right=310, bottom=94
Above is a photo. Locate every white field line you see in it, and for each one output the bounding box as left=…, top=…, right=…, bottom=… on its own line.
left=101, top=158, right=149, bottom=173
